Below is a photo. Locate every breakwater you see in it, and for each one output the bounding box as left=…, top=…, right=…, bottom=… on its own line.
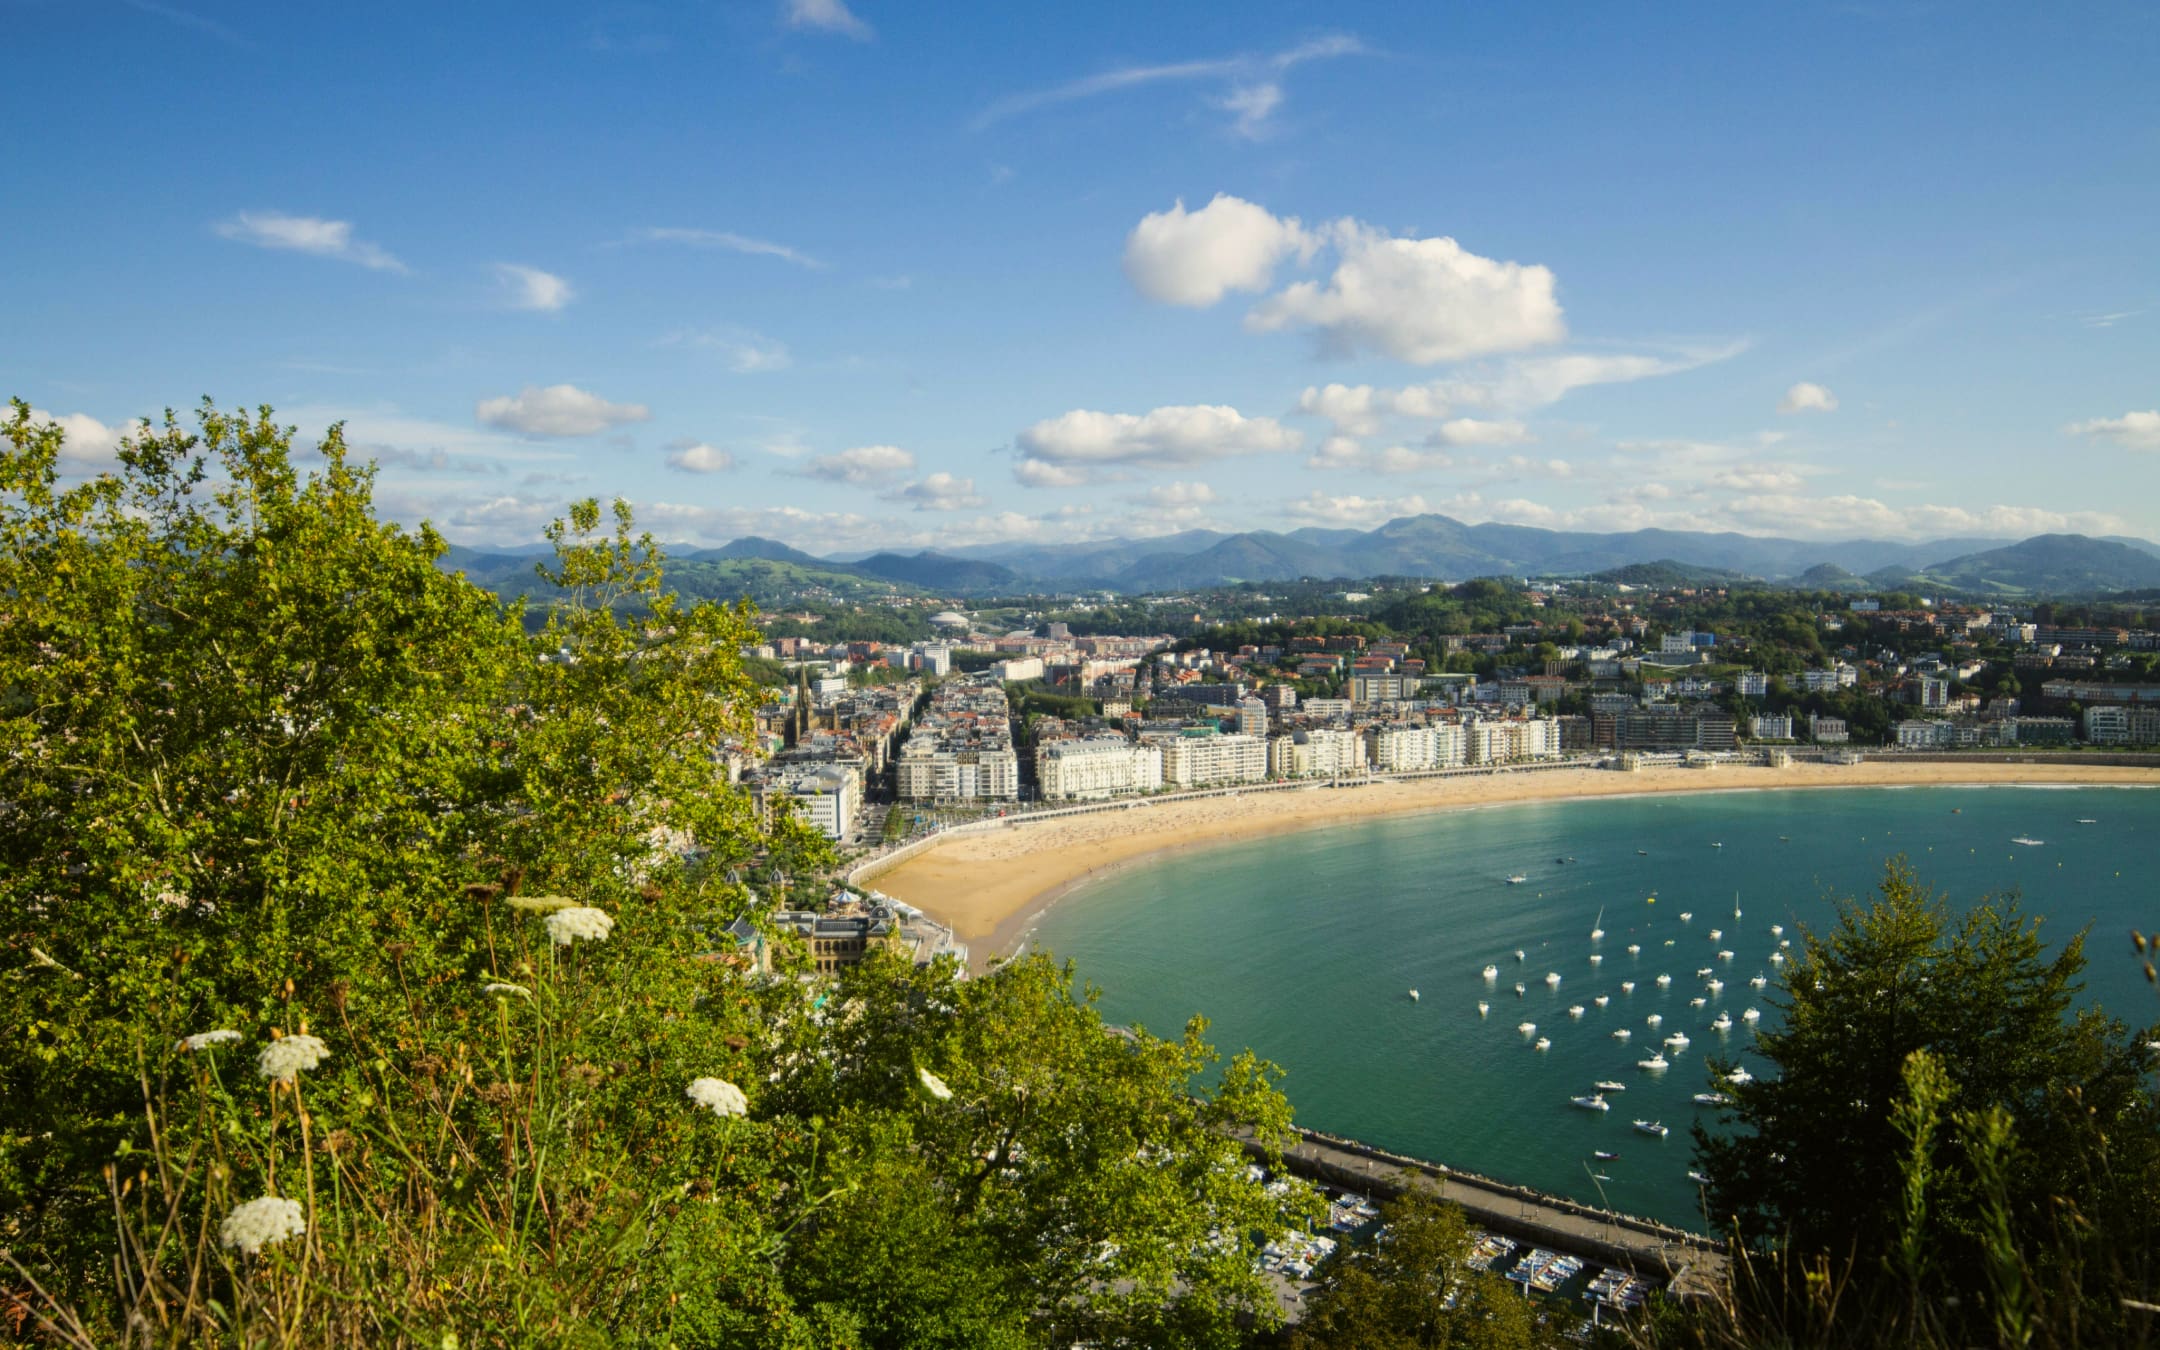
left=1245, top=1124, right=1728, bottom=1297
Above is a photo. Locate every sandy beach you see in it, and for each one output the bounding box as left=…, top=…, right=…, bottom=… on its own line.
left=864, top=760, right=2160, bottom=968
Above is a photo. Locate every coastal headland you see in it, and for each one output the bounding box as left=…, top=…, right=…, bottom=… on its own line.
left=865, top=760, right=2160, bottom=969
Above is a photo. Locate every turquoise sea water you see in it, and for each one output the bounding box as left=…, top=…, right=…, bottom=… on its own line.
left=1026, top=785, right=2160, bottom=1231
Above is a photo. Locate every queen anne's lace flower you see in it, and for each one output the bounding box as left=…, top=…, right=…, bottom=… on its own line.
left=256, top=1034, right=331, bottom=1082
left=686, top=1077, right=749, bottom=1118
left=220, top=1196, right=306, bottom=1254
left=544, top=906, right=615, bottom=947
left=918, top=1067, right=953, bottom=1101
left=178, top=1029, right=242, bottom=1051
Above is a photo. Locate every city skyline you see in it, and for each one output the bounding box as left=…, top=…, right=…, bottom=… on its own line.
left=7, top=0, right=2157, bottom=550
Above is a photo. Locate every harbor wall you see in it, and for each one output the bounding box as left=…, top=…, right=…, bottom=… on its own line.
left=1244, top=1124, right=1728, bottom=1294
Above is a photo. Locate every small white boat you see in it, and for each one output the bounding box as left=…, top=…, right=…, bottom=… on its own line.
left=1688, top=1170, right=1712, bottom=1184
left=1717, top=950, right=1735, bottom=962
left=1646, top=1013, right=1663, bottom=1028
left=1665, top=1032, right=1690, bottom=1048
left=1779, top=938, right=1792, bottom=949
left=1590, top=906, right=1605, bottom=942
left=1696, top=967, right=1713, bottom=978
left=1478, top=1001, right=1489, bottom=1016
left=1770, top=952, right=1786, bottom=966
left=1728, top=1067, right=1755, bottom=1085
left=1593, top=995, right=1609, bottom=1007
left=1545, top=971, right=1562, bottom=987
left=1611, top=1028, right=1632, bottom=1041
left=1515, top=950, right=1527, bottom=962
left=1770, top=923, right=1783, bottom=936
left=2078, top=818, right=2097, bottom=824
left=1626, top=943, right=1641, bottom=955
left=1707, top=978, right=1725, bottom=993
left=1572, top=1092, right=1610, bottom=1111
left=1712, top=1011, right=1733, bottom=1031
left=1637, top=1054, right=1669, bottom=1071
left=1482, top=964, right=1499, bottom=980
left=1708, top=928, right=1723, bottom=942
left=1742, top=1007, right=1761, bottom=1022
left=1408, top=989, right=1420, bottom=1002
left=1634, top=1119, right=1669, bottom=1137
left=1689, top=996, right=1707, bottom=1008
left=2010, top=837, right=2044, bottom=848
left=1515, top=983, right=1528, bottom=996
left=1588, top=953, right=1603, bottom=965
left=1534, top=1037, right=1551, bottom=1051
left=1655, top=973, right=1673, bottom=988
left=1595, top=1080, right=1626, bottom=1092
left=1679, top=911, right=1693, bottom=922
left=1711, top=842, right=1722, bottom=849
left=1568, top=1005, right=1585, bottom=1018
left=1663, top=938, right=1676, bottom=947
left=1506, top=873, right=1529, bottom=884
left=1620, top=980, right=1636, bottom=993
left=1733, top=894, right=1742, bottom=920
left=1693, top=1092, right=1728, bottom=1106
left=1748, top=975, right=1768, bottom=989
left=1518, top=1022, right=1537, bottom=1036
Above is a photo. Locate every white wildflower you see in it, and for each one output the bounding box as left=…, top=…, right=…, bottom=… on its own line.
left=918, top=1067, right=953, bottom=1101
left=153, top=888, right=190, bottom=909
left=685, top=1077, right=749, bottom=1118
left=482, top=982, right=532, bottom=998
left=177, top=1029, right=242, bottom=1052
left=256, top=1034, right=331, bottom=1082
left=544, top=906, right=615, bottom=947
left=219, top=1196, right=306, bottom=1254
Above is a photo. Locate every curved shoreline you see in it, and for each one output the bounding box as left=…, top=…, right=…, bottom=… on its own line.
left=865, top=761, right=2160, bottom=969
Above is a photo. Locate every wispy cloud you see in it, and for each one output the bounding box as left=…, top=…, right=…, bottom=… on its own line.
left=120, top=0, right=256, bottom=50
left=783, top=0, right=872, bottom=41
left=215, top=211, right=407, bottom=273
left=621, top=226, right=825, bottom=269
left=493, top=263, right=573, bottom=312
left=972, top=33, right=1365, bottom=135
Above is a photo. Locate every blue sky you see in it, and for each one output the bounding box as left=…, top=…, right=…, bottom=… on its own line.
left=6, top=0, right=2157, bottom=552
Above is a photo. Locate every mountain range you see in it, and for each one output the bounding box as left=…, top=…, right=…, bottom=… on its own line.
left=441, top=517, right=2160, bottom=600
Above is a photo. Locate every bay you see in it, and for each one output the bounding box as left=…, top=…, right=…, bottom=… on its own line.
left=1026, top=785, right=2160, bottom=1231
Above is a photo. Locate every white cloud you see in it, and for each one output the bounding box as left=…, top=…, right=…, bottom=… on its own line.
left=1014, top=457, right=1090, bottom=489
left=1141, top=480, right=1217, bottom=508
left=1722, top=494, right=2126, bottom=540
left=2066, top=410, right=2160, bottom=451
left=1249, top=220, right=1564, bottom=364
left=1777, top=381, right=1839, bottom=415
left=1296, top=383, right=1383, bottom=436
left=475, top=385, right=651, bottom=438
left=1216, top=82, right=1283, bottom=138
left=1015, top=403, right=1301, bottom=484
left=494, top=263, right=572, bottom=312
left=1123, top=195, right=1316, bottom=308
left=12, top=406, right=148, bottom=468
left=215, top=211, right=406, bottom=272
left=1281, top=491, right=1433, bottom=527
left=783, top=0, right=871, bottom=39
left=1433, top=417, right=1530, bottom=448
left=1708, top=463, right=1810, bottom=493
left=800, top=444, right=916, bottom=484
left=885, top=472, right=985, bottom=511
left=624, top=227, right=825, bottom=269
left=972, top=34, right=1364, bottom=134
left=666, top=443, right=736, bottom=474
left=1305, top=437, right=1453, bottom=475
left=662, top=328, right=792, bottom=373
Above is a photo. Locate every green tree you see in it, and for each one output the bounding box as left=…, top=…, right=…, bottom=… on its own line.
left=1287, top=1189, right=1558, bottom=1349
left=1694, top=859, right=2160, bottom=1342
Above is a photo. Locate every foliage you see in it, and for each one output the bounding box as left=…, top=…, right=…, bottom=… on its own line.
left=0, top=400, right=1305, bottom=1347
left=1692, top=859, right=2160, bottom=1346
left=1285, top=1189, right=1559, bottom=1350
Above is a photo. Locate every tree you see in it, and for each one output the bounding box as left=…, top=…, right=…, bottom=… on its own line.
left=1287, top=1189, right=1558, bottom=1349
left=1694, top=859, right=2160, bottom=1342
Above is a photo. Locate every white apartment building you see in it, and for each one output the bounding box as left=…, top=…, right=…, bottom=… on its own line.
left=897, top=743, right=1020, bottom=800
left=1465, top=718, right=1560, bottom=764
left=1369, top=723, right=1468, bottom=772
left=1736, top=671, right=1769, bottom=697
left=1156, top=732, right=1268, bottom=788
left=1808, top=713, right=1850, bottom=743
left=1269, top=727, right=1368, bottom=779
left=1749, top=713, right=1793, bottom=740
left=2084, top=705, right=2130, bottom=743
left=1036, top=737, right=1164, bottom=800
left=764, top=764, right=860, bottom=843
left=1919, top=675, right=1950, bottom=710
left=1803, top=664, right=1860, bottom=692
